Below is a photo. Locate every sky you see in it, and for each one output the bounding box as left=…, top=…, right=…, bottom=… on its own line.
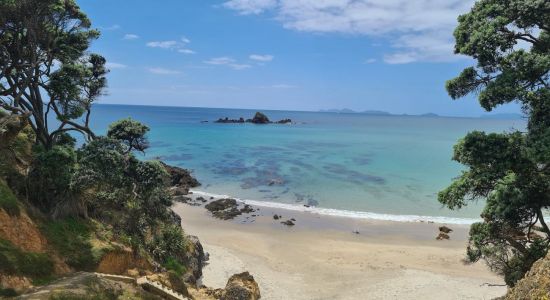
left=78, top=0, right=522, bottom=117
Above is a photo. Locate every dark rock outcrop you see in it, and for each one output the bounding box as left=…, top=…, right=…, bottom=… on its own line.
left=276, top=118, right=292, bottom=124
left=281, top=220, right=295, bottom=226
left=439, top=226, right=453, bottom=233
left=248, top=112, right=270, bottom=124
left=205, top=198, right=238, bottom=212
left=436, top=232, right=450, bottom=240
left=215, top=112, right=292, bottom=125
left=205, top=198, right=243, bottom=220
left=182, top=235, right=206, bottom=285
left=222, top=272, right=261, bottom=300
left=162, top=162, right=200, bottom=192
left=215, top=117, right=246, bottom=124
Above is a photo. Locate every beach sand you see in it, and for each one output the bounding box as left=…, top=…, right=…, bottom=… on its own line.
left=173, top=200, right=507, bottom=300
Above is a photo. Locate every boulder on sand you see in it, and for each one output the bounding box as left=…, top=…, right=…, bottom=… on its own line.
left=439, top=226, right=453, bottom=233
left=205, top=198, right=243, bottom=220
left=436, top=232, right=450, bottom=240
left=222, top=272, right=261, bottom=300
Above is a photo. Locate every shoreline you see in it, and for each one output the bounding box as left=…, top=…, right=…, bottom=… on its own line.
left=173, top=194, right=507, bottom=299
left=190, top=190, right=481, bottom=225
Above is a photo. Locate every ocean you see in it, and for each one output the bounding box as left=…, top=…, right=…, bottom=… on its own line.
left=90, top=104, right=525, bottom=224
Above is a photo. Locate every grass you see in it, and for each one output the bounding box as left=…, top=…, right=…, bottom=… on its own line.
left=0, top=180, right=20, bottom=216
left=0, top=238, right=54, bottom=280
left=41, top=218, right=96, bottom=271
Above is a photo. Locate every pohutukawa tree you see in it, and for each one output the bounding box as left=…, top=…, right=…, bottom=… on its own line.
left=0, top=0, right=107, bottom=149
left=439, top=0, right=550, bottom=286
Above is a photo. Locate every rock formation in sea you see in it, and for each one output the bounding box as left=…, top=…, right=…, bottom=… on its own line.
left=214, top=111, right=292, bottom=125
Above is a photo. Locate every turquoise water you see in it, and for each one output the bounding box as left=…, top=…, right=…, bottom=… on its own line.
left=90, top=104, right=525, bottom=223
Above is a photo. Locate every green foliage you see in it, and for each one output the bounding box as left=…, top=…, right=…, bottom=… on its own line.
left=163, top=257, right=187, bottom=277
left=41, top=218, right=96, bottom=270
left=440, top=0, right=550, bottom=286
left=28, top=145, right=78, bottom=212
left=0, top=288, right=17, bottom=297
left=0, top=180, right=19, bottom=216
left=107, top=118, right=150, bottom=153
left=0, top=0, right=107, bottom=147
left=0, top=238, right=54, bottom=280
left=74, top=123, right=177, bottom=259
left=147, top=224, right=188, bottom=267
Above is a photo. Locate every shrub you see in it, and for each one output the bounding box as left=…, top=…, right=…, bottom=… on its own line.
left=163, top=257, right=187, bottom=276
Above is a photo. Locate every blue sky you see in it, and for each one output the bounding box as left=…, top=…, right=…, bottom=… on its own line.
left=79, top=0, right=521, bottom=117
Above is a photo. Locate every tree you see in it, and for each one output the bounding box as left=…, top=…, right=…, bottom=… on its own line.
left=107, top=118, right=150, bottom=154
left=439, top=0, right=550, bottom=286
left=0, top=0, right=107, bottom=149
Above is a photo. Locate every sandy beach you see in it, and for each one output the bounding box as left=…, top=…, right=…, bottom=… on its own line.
left=173, top=198, right=507, bottom=300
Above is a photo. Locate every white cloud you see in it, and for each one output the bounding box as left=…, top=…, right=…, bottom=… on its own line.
left=106, top=62, right=127, bottom=69
left=223, top=0, right=474, bottom=63
left=147, top=38, right=195, bottom=54
left=249, top=54, right=274, bottom=62
left=123, top=34, right=139, bottom=40
left=146, top=40, right=178, bottom=49
left=178, top=49, right=196, bottom=54
left=229, top=63, right=252, bottom=70
left=204, top=57, right=252, bottom=70
left=205, top=57, right=236, bottom=65
left=363, top=58, right=376, bottom=64
left=223, top=0, right=277, bottom=14
left=148, top=67, right=182, bottom=75
left=99, top=24, right=121, bottom=31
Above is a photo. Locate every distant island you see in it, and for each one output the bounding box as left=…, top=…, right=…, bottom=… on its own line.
left=215, top=111, right=292, bottom=124
left=319, top=108, right=390, bottom=115
left=319, top=109, right=524, bottom=119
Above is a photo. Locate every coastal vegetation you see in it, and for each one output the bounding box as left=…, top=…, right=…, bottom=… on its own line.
left=439, top=0, right=550, bottom=287
left=0, top=0, right=210, bottom=297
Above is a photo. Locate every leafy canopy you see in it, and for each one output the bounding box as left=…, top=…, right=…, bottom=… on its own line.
left=439, top=0, right=550, bottom=286
left=0, top=0, right=107, bottom=148
left=107, top=118, right=150, bottom=153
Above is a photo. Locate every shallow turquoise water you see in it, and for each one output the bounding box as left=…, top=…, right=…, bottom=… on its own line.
left=90, top=104, right=525, bottom=222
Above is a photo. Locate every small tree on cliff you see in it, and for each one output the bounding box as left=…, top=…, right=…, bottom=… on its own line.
left=0, top=0, right=107, bottom=149
left=439, top=0, right=550, bottom=286
left=107, top=118, right=150, bottom=154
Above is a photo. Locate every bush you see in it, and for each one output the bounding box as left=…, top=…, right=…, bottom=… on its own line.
left=163, top=257, right=187, bottom=276
left=0, top=180, right=19, bottom=216
left=41, top=218, right=96, bottom=270
left=28, top=145, right=77, bottom=212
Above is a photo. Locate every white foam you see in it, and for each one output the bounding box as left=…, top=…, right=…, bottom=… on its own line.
left=190, top=190, right=480, bottom=225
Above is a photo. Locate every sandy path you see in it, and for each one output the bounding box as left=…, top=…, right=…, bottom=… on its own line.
left=174, top=203, right=507, bottom=300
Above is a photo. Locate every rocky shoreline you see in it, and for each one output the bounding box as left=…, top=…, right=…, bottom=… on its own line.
left=162, top=164, right=262, bottom=299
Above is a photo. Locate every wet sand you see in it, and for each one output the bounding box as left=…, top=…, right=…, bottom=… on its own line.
left=173, top=200, right=507, bottom=300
